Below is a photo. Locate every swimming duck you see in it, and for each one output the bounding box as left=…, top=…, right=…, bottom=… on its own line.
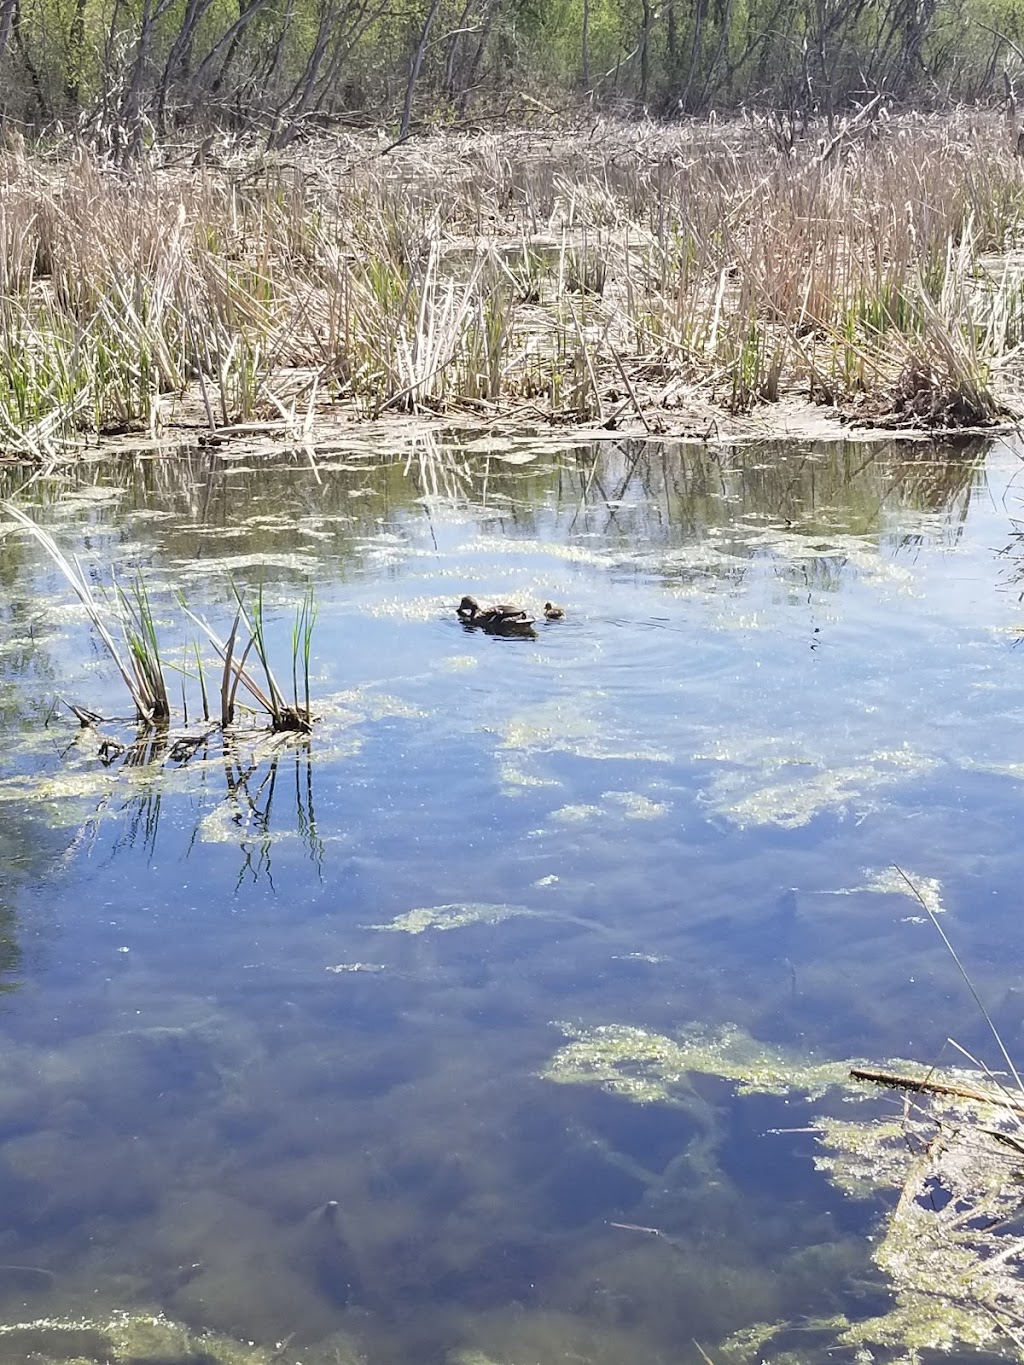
left=543, top=602, right=565, bottom=620
left=457, top=595, right=536, bottom=633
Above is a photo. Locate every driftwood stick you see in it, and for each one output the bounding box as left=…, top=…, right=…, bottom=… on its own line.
left=850, top=1066, right=1024, bottom=1116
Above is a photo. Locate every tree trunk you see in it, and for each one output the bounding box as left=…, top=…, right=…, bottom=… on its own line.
left=183, top=0, right=277, bottom=111
left=13, top=0, right=50, bottom=121
left=639, top=0, right=652, bottom=105
left=0, top=0, right=17, bottom=68
left=400, top=0, right=444, bottom=139
left=157, top=0, right=214, bottom=131
left=65, top=0, right=88, bottom=107
left=442, top=0, right=475, bottom=102
left=581, top=0, right=590, bottom=91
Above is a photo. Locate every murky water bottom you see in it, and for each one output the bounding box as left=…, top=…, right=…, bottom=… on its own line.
left=2, top=434, right=1024, bottom=1363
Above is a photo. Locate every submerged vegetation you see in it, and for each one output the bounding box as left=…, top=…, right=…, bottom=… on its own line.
left=0, top=1310, right=325, bottom=1364
left=543, top=997, right=1024, bottom=1358
left=543, top=884, right=1024, bottom=1364
left=0, top=113, right=1023, bottom=459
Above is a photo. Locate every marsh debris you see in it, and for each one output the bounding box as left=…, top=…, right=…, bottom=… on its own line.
left=1, top=120, right=1023, bottom=462
left=817, top=1072, right=1024, bottom=1360
left=854, top=358, right=1003, bottom=431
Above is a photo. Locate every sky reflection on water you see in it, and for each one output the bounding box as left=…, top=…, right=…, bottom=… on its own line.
left=1, top=434, right=1023, bottom=1363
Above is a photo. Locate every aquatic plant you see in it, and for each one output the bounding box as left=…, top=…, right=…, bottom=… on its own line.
left=183, top=585, right=317, bottom=733
left=292, top=583, right=318, bottom=727
left=116, top=574, right=171, bottom=722
left=364, top=902, right=534, bottom=934
left=1, top=501, right=317, bottom=735
left=236, top=578, right=314, bottom=732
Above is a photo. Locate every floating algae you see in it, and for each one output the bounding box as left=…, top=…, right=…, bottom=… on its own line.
left=501, top=697, right=672, bottom=766
left=175, top=551, right=321, bottom=576
left=812, top=1115, right=915, bottom=1200
left=701, top=742, right=939, bottom=829
left=717, top=1314, right=853, bottom=1365
left=364, top=903, right=535, bottom=934
left=820, top=1089, right=1024, bottom=1361
left=603, top=790, right=668, bottom=819
left=0, top=1309, right=312, bottom=1365
left=549, top=791, right=668, bottom=824
left=548, top=802, right=604, bottom=823
left=852, top=865, right=945, bottom=917
left=497, top=758, right=560, bottom=792
left=541, top=1022, right=864, bottom=1103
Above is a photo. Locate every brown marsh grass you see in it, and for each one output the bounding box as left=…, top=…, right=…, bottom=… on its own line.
left=3, top=111, right=1024, bottom=459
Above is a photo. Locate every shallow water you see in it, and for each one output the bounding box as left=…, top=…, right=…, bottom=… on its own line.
left=1, top=433, right=1023, bottom=1363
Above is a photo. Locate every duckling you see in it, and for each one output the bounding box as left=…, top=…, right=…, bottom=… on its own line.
left=543, top=602, right=565, bottom=621
left=457, top=595, right=536, bottom=634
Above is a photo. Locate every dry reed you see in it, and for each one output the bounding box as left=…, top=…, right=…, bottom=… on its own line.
left=2, top=111, right=1024, bottom=458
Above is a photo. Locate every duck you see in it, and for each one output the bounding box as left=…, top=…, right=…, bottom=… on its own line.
left=543, top=602, right=565, bottom=620
left=457, top=595, right=536, bottom=633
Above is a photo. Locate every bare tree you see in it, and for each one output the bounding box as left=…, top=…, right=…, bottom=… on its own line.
left=400, top=0, right=444, bottom=138
left=0, top=0, right=17, bottom=70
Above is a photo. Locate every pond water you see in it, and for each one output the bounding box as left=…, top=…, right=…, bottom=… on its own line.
left=1, top=433, right=1024, bottom=1364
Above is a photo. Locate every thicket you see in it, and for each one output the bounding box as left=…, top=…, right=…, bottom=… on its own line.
left=1, top=0, right=1023, bottom=148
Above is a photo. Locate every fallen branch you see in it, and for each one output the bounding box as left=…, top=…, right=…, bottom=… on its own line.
left=850, top=1066, right=1024, bottom=1116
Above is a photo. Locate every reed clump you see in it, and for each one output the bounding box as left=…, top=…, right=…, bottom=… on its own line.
left=3, top=111, right=1024, bottom=458
left=2, top=500, right=316, bottom=733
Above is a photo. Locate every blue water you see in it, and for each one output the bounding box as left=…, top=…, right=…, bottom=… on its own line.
left=1, top=434, right=1023, bottom=1363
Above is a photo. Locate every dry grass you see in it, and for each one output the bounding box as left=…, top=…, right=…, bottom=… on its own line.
left=3, top=111, right=1024, bottom=458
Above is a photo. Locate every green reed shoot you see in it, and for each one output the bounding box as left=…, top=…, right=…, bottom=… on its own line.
left=292, top=584, right=317, bottom=721
left=219, top=607, right=242, bottom=727
left=240, top=576, right=287, bottom=719
left=195, top=641, right=210, bottom=722
left=116, top=575, right=171, bottom=722
left=182, top=600, right=275, bottom=723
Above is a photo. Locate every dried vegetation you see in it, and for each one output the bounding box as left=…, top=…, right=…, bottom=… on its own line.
left=2, top=110, right=1024, bottom=459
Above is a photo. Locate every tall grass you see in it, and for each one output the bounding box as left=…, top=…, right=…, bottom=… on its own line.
left=2, top=112, right=1023, bottom=457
